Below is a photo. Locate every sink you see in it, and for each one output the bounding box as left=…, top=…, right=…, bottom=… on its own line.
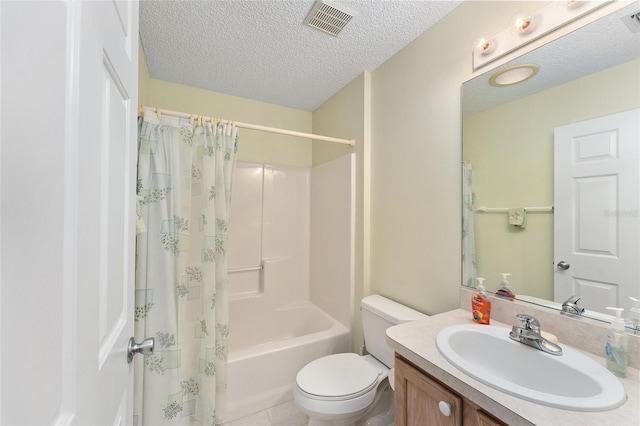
left=436, top=324, right=626, bottom=411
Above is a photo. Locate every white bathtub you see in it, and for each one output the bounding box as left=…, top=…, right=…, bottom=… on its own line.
left=225, top=300, right=351, bottom=422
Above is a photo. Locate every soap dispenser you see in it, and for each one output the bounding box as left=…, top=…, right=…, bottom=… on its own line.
left=472, top=277, right=491, bottom=325
left=628, top=297, right=640, bottom=331
left=605, top=307, right=628, bottom=377
left=495, top=273, right=516, bottom=300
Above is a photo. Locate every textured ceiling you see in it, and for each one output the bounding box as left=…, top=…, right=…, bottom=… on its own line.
left=139, top=0, right=462, bottom=111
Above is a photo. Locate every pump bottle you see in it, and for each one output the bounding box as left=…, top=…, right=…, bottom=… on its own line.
left=605, top=307, right=628, bottom=377
left=495, top=272, right=516, bottom=300
left=627, top=297, right=640, bottom=331
left=472, top=277, right=491, bottom=325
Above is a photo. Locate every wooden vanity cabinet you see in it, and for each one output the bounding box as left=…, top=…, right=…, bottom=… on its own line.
left=394, top=355, right=505, bottom=426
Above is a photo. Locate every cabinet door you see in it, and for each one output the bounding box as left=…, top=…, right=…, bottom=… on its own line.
left=395, top=356, right=462, bottom=426
left=464, top=402, right=506, bottom=426
left=476, top=410, right=505, bottom=426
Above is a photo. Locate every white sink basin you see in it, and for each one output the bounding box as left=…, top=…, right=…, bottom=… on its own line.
left=436, top=324, right=626, bottom=411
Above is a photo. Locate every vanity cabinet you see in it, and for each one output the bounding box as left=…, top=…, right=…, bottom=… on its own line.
left=394, top=355, right=505, bottom=426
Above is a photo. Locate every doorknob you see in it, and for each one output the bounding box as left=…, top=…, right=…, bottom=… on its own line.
left=127, top=337, right=155, bottom=364
left=557, top=261, right=570, bottom=270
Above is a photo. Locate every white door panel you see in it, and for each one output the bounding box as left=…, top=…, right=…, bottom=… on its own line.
left=1, top=2, right=70, bottom=423
left=76, top=0, right=139, bottom=424
left=554, top=108, right=640, bottom=315
left=1, top=0, right=139, bottom=424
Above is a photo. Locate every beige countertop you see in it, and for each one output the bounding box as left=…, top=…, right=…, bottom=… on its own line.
left=386, top=309, right=640, bottom=426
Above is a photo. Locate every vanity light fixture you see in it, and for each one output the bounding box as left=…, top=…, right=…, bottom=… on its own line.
left=489, top=64, right=539, bottom=87
left=473, top=1, right=609, bottom=69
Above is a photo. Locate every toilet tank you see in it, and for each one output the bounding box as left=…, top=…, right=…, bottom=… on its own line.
left=361, top=294, right=428, bottom=367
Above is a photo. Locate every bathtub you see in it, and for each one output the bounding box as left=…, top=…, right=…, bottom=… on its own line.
left=225, top=300, right=351, bottom=422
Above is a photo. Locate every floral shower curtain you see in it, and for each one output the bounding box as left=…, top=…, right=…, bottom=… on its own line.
left=462, top=162, right=477, bottom=287
left=134, top=113, right=239, bottom=426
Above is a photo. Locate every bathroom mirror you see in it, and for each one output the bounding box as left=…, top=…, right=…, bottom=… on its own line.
left=461, top=3, right=640, bottom=323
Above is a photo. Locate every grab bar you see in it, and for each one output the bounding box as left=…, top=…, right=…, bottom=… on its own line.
left=477, top=205, right=554, bottom=213
left=228, top=262, right=263, bottom=273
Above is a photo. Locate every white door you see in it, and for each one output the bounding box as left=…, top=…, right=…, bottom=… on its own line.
left=1, top=1, right=139, bottom=424
left=554, top=108, right=640, bottom=316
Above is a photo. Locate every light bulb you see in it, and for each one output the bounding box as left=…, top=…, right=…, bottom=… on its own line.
left=565, top=1, right=585, bottom=9
left=515, top=15, right=535, bottom=34
left=475, top=38, right=496, bottom=56
left=489, top=64, right=539, bottom=87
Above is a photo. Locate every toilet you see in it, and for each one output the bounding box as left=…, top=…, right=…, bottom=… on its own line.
left=293, top=295, right=427, bottom=426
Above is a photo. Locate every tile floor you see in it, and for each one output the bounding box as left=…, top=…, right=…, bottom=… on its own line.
left=224, top=400, right=309, bottom=426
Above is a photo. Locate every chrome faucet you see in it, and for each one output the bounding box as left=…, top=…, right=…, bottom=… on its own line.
left=561, top=295, right=585, bottom=316
left=509, top=314, right=563, bottom=356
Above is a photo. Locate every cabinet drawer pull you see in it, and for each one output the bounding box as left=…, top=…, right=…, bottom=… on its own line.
left=438, top=401, right=452, bottom=417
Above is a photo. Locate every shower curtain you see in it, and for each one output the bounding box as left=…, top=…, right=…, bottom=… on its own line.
left=462, top=162, right=477, bottom=287
left=134, top=114, right=239, bottom=426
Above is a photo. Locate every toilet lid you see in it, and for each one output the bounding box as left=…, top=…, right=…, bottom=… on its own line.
left=296, top=353, right=380, bottom=400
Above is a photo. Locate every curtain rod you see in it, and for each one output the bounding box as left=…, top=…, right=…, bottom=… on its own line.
left=139, top=105, right=355, bottom=147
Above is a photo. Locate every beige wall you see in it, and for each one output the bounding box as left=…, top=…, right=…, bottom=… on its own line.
left=366, top=0, right=627, bottom=316
left=139, top=44, right=313, bottom=168
left=367, top=2, right=503, bottom=315
left=138, top=39, right=151, bottom=106
left=312, top=73, right=370, bottom=350
left=148, top=79, right=313, bottom=167
left=464, top=59, right=640, bottom=299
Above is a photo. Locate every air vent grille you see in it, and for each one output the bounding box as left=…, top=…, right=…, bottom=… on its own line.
left=621, top=10, right=640, bottom=33
left=304, top=0, right=356, bottom=37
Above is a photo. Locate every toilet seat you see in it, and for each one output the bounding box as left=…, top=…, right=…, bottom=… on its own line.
left=292, top=295, right=425, bottom=424
left=296, top=353, right=381, bottom=401
left=294, top=354, right=389, bottom=420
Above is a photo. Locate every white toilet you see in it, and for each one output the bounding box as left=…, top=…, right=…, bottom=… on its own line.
left=293, top=295, right=427, bottom=426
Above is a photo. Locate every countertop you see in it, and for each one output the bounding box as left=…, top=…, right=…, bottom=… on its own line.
left=386, top=309, right=640, bottom=426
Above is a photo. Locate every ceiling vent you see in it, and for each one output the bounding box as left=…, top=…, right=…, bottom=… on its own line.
left=304, top=0, right=356, bottom=37
left=621, top=10, right=640, bottom=33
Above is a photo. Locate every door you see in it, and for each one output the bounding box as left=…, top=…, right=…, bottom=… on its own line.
left=554, top=108, right=640, bottom=315
left=0, top=0, right=139, bottom=424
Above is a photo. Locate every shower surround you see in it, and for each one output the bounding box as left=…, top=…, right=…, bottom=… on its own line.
left=225, top=154, right=355, bottom=422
